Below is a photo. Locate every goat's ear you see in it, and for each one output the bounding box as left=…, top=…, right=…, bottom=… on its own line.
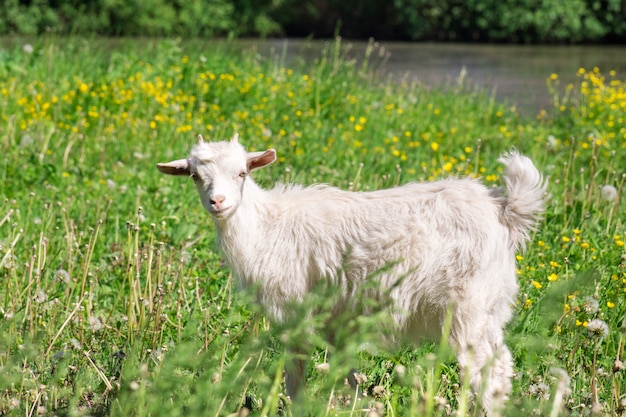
left=247, top=149, right=276, bottom=171
left=231, top=133, right=239, bottom=143
left=156, top=159, right=191, bottom=176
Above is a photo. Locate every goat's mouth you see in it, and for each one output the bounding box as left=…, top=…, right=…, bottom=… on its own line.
left=210, top=206, right=233, bottom=218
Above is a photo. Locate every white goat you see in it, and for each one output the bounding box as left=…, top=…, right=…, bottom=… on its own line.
left=157, top=134, right=546, bottom=415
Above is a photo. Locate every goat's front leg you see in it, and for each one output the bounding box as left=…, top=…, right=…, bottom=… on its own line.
left=285, top=345, right=309, bottom=401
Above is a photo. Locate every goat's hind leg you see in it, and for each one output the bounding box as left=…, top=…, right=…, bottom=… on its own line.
left=451, top=315, right=513, bottom=417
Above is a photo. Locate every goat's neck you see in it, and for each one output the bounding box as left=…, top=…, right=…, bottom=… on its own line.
left=212, top=180, right=270, bottom=279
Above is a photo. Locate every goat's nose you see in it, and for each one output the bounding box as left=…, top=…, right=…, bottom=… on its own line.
left=211, top=194, right=226, bottom=209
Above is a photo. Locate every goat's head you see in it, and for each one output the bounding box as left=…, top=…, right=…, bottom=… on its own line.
left=157, top=134, right=276, bottom=218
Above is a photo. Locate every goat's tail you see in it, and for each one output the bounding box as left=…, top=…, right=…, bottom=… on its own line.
left=498, top=151, right=547, bottom=251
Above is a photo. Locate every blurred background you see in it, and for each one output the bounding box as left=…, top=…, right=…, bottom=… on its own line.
left=1, top=0, right=624, bottom=42
left=1, top=0, right=625, bottom=117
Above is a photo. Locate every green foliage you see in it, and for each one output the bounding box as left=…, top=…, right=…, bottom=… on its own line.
left=497, top=0, right=609, bottom=43
left=393, top=0, right=616, bottom=42
left=0, top=0, right=272, bottom=37
left=0, top=0, right=624, bottom=42
left=174, top=0, right=235, bottom=37
left=0, top=38, right=624, bottom=416
left=0, top=0, right=60, bottom=35
left=269, top=0, right=626, bottom=42
left=269, top=0, right=397, bottom=39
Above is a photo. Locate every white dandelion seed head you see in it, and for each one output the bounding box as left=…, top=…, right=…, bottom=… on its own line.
left=181, top=250, right=192, bottom=264
left=582, top=296, right=599, bottom=314
left=600, top=185, right=617, bottom=201
left=8, top=397, right=19, bottom=409
left=70, top=338, right=82, bottom=350
left=372, top=385, right=386, bottom=399
left=394, top=364, right=406, bottom=378
left=547, top=135, right=557, bottom=148
left=528, top=382, right=551, bottom=401
left=89, top=316, right=103, bottom=332
left=33, top=289, right=48, bottom=303
left=315, top=362, right=330, bottom=374
left=2, top=254, right=17, bottom=270
left=20, top=134, right=34, bottom=147
left=55, top=269, right=70, bottom=284
left=22, top=44, right=34, bottom=54
left=352, top=372, right=368, bottom=386
left=587, top=319, right=609, bottom=339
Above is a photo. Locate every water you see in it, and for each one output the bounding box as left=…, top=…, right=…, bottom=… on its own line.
left=237, top=39, right=626, bottom=116
left=4, top=36, right=624, bottom=116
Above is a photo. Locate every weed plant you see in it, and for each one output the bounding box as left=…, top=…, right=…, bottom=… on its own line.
left=0, top=37, right=624, bottom=416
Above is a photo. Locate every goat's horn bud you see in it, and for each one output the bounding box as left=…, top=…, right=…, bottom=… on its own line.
left=231, top=133, right=239, bottom=143
left=197, top=134, right=204, bottom=144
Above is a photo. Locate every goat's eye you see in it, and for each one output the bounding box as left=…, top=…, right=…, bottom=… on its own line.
left=238, top=171, right=247, bottom=178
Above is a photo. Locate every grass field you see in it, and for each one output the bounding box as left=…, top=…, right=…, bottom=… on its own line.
left=0, top=37, right=624, bottom=416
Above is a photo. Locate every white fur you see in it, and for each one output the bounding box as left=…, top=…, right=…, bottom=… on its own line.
left=157, top=135, right=546, bottom=415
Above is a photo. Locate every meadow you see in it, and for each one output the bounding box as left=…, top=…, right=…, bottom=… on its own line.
left=0, top=37, right=624, bottom=416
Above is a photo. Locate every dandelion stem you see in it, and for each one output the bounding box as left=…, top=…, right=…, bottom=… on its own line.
left=45, top=296, right=85, bottom=357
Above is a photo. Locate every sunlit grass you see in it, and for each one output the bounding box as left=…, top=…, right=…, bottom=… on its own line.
left=0, top=37, right=624, bottom=416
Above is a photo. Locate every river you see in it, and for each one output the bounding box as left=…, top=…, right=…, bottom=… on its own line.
left=236, top=39, right=626, bottom=117
left=3, top=36, right=624, bottom=116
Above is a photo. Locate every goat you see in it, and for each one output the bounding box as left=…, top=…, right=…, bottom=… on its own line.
left=157, top=133, right=546, bottom=415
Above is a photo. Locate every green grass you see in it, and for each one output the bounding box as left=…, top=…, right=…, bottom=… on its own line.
left=0, top=36, right=624, bottom=416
